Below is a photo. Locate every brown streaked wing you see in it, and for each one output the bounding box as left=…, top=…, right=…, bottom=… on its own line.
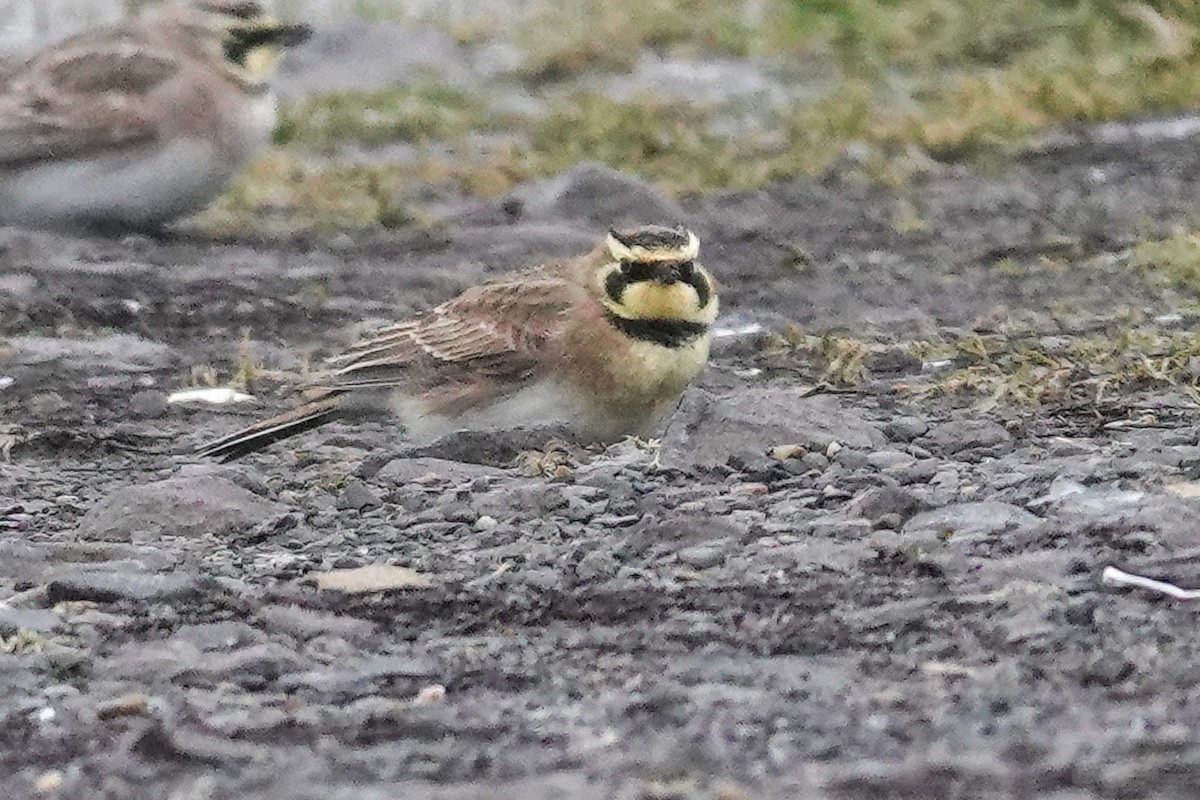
left=0, top=44, right=179, bottom=167
left=326, top=270, right=577, bottom=397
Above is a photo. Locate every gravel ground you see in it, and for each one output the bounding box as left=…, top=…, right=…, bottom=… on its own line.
left=7, top=45, right=1200, bottom=800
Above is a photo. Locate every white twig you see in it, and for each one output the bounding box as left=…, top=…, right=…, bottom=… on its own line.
left=167, top=387, right=255, bottom=405
left=712, top=322, right=764, bottom=339
left=1102, top=566, right=1200, bottom=600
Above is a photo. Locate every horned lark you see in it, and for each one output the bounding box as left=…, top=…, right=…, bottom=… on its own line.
left=0, top=1, right=310, bottom=232
left=198, top=224, right=719, bottom=460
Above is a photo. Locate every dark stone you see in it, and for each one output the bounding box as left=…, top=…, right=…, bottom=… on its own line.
left=336, top=481, right=382, bottom=511
left=0, top=607, right=60, bottom=635
left=660, top=388, right=885, bottom=471
left=45, top=570, right=205, bottom=604
left=847, top=486, right=931, bottom=524
left=902, top=502, right=1040, bottom=543
left=76, top=475, right=281, bottom=543
left=924, top=419, right=1013, bottom=455
left=883, top=416, right=930, bottom=442
left=253, top=605, right=376, bottom=641
left=176, top=644, right=305, bottom=688
left=505, top=162, right=689, bottom=229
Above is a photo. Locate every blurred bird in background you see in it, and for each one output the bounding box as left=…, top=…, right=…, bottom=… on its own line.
left=0, top=1, right=309, bottom=233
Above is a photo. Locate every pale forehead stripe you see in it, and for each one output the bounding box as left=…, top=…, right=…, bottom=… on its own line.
left=605, top=231, right=700, bottom=263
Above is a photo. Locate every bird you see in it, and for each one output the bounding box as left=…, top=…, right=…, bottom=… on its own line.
left=0, top=1, right=310, bottom=233
left=198, top=224, right=719, bottom=461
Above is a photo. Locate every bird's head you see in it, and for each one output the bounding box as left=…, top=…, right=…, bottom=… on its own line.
left=596, top=225, right=718, bottom=327
left=191, top=1, right=311, bottom=83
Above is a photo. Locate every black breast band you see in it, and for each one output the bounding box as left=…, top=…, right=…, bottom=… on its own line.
left=604, top=313, right=708, bottom=348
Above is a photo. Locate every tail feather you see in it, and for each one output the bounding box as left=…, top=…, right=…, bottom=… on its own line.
left=197, top=395, right=344, bottom=461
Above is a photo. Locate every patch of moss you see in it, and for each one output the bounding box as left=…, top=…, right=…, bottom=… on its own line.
left=273, top=79, right=493, bottom=151
left=1, top=629, right=52, bottom=654
left=520, top=88, right=873, bottom=194
left=516, top=0, right=755, bottom=81
left=906, top=326, right=1200, bottom=406
left=760, top=328, right=879, bottom=388
left=1131, top=232, right=1200, bottom=298
left=196, top=153, right=441, bottom=236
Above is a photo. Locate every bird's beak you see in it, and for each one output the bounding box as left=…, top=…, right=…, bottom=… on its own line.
left=259, top=22, right=312, bottom=47
left=654, top=262, right=683, bottom=285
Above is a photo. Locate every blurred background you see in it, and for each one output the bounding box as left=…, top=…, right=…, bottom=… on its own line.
left=3, top=0, right=1199, bottom=238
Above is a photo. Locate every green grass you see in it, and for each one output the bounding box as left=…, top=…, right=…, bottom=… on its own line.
left=1131, top=232, right=1200, bottom=299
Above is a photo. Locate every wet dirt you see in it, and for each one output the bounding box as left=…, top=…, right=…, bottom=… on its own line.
left=4, top=127, right=1200, bottom=799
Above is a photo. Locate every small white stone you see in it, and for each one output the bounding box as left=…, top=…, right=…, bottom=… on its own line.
left=167, top=387, right=255, bottom=405
left=414, top=684, right=446, bottom=703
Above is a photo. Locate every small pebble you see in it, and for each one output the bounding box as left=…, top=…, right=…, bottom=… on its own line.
left=35, top=771, right=63, bottom=794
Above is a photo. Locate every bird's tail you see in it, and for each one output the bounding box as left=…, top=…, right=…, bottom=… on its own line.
left=196, top=394, right=344, bottom=461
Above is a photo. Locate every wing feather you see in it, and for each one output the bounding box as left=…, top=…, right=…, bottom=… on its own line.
left=0, top=38, right=179, bottom=166
left=325, top=270, right=577, bottom=404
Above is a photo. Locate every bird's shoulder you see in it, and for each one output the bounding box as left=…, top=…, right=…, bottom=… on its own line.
left=329, top=262, right=588, bottom=388
left=0, top=25, right=185, bottom=166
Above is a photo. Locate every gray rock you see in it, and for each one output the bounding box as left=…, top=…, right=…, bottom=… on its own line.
left=467, top=40, right=525, bottom=80
left=505, top=162, right=688, bottom=229
left=923, top=419, right=1012, bottom=455
left=279, top=655, right=439, bottom=694
left=8, top=334, right=174, bottom=373
left=0, top=539, right=49, bottom=580
left=0, top=272, right=36, bottom=297
left=0, top=607, right=60, bottom=635
left=891, top=458, right=941, bottom=485
left=472, top=483, right=569, bottom=521
left=866, top=449, right=918, bottom=471
left=573, top=549, right=620, bottom=581
left=1047, top=485, right=1200, bottom=547
left=336, top=481, right=382, bottom=511
left=253, top=605, right=376, bottom=642
left=177, top=644, right=305, bottom=688
left=46, top=570, right=204, bottom=603
left=599, top=53, right=798, bottom=107
left=374, top=457, right=504, bottom=486
left=884, top=416, right=929, bottom=442
left=170, top=622, right=264, bottom=651
left=435, top=223, right=597, bottom=273
left=903, top=501, right=1040, bottom=542
left=275, top=21, right=473, bottom=97
left=768, top=536, right=874, bottom=571
left=76, top=476, right=281, bottom=543
left=847, top=486, right=930, bottom=524
left=660, top=388, right=885, bottom=471
left=677, top=543, right=729, bottom=569
left=128, top=390, right=168, bottom=419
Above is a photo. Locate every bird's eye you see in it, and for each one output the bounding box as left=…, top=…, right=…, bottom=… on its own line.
left=677, top=261, right=695, bottom=279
